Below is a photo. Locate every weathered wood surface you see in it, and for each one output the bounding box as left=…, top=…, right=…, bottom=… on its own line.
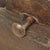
left=0, top=0, right=6, bottom=7
left=7, top=0, right=50, bottom=25
left=0, top=8, right=50, bottom=50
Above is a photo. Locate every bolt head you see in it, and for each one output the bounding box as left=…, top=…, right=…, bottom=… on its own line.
left=12, top=23, right=25, bottom=38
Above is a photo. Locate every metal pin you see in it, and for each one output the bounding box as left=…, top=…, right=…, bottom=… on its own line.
left=12, top=16, right=34, bottom=38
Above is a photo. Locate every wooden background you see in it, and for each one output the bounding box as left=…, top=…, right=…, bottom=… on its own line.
left=0, top=0, right=6, bottom=7
left=8, top=0, right=50, bottom=25
left=0, top=8, right=50, bottom=50
left=0, top=0, right=50, bottom=50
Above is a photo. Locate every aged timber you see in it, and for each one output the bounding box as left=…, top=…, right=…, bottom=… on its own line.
left=7, top=0, right=50, bottom=25
left=0, top=8, right=50, bottom=50
left=0, top=0, right=6, bottom=7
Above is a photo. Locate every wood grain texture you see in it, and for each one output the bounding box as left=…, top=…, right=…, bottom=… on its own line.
left=0, top=8, right=50, bottom=50
left=0, top=0, right=6, bottom=7
left=6, top=0, right=50, bottom=25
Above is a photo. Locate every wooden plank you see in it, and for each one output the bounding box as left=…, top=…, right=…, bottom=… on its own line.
left=0, top=0, right=6, bottom=7
left=6, top=0, right=50, bottom=25
left=0, top=8, right=50, bottom=50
